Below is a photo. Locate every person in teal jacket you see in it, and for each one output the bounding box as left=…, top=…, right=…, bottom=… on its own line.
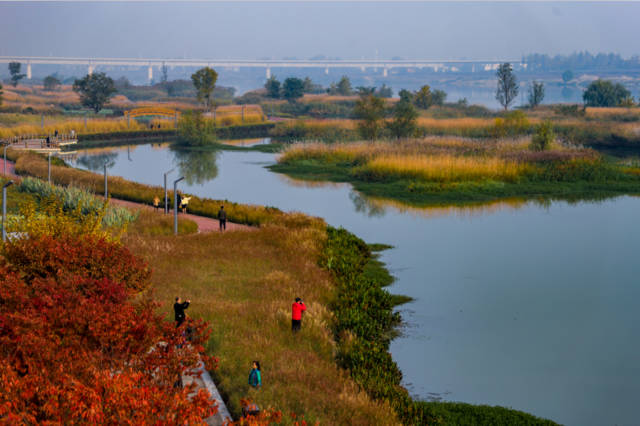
left=248, top=361, right=261, bottom=388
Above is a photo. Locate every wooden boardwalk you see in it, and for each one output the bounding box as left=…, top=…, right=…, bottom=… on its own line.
left=6, top=138, right=77, bottom=153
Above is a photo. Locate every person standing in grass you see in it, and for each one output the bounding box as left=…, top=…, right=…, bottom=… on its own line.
left=248, top=361, right=261, bottom=388
left=291, top=297, right=307, bottom=333
left=218, top=205, right=227, bottom=232
left=173, top=297, right=190, bottom=328
left=153, top=196, right=160, bottom=211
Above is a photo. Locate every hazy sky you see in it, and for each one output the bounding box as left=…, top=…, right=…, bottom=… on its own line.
left=0, top=2, right=638, bottom=60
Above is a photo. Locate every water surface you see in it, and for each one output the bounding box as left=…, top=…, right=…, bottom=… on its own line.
left=71, top=142, right=640, bottom=426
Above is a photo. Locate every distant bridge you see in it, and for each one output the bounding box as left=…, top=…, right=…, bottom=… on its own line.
left=0, top=56, right=524, bottom=81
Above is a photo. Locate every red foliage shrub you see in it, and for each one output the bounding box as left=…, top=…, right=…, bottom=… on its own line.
left=233, top=398, right=284, bottom=425
left=0, top=236, right=218, bottom=424
left=1, top=235, right=152, bottom=293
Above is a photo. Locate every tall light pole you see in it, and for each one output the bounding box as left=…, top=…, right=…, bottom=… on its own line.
left=2, top=180, right=14, bottom=242
left=48, top=153, right=52, bottom=183
left=3, top=144, right=9, bottom=176
left=164, top=168, right=174, bottom=214
left=173, top=176, right=184, bottom=235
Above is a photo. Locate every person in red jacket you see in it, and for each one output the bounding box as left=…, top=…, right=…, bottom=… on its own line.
left=291, top=297, right=307, bottom=333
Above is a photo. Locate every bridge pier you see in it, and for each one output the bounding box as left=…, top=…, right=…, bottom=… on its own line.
left=383, top=67, right=388, bottom=78
left=324, top=67, right=329, bottom=75
left=148, top=65, right=153, bottom=84
left=26, top=63, right=32, bottom=79
left=88, top=63, right=94, bottom=76
left=266, top=67, right=271, bottom=79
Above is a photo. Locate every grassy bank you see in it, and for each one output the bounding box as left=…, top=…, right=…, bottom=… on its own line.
left=271, top=138, right=640, bottom=206
left=122, top=214, right=399, bottom=424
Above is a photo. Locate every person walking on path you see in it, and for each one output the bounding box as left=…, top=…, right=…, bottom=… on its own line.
left=173, top=297, right=190, bottom=328
left=291, top=297, right=307, bottom=333
left=176, top=192, right=182, bottom=214
left=218, top=205, right=227, bottom=232
left=248, top=361, right=261, bottom=388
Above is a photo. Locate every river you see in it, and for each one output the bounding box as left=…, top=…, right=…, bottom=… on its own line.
left=71, top=141, right=640, bottom=426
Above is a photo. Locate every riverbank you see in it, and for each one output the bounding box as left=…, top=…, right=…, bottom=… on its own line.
left=322, top=227, right=557, bottom=425
left=5, top=147, right=558, bottom=423
left=271, top=138, right=640, bottom=207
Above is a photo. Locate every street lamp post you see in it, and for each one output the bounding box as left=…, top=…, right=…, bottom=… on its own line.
left=173, top=176, right=184, bottom=235
left=2, top=180, right=14, bottom=242
left=164, top=168, right=175, bottom=214
left=48, top=153, right=52, bottom=183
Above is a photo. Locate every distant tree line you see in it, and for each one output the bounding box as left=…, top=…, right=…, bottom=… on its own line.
left=525, top=52, right=640, bottom=71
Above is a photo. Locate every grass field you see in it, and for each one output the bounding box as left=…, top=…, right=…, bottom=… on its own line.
left=123, top=218, right=399, bottom=424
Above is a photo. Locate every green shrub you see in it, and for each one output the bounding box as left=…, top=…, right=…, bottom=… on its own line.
left=416, top=401, right=558, bottom=425
left=176, top=110, right=216, bottom=146
left=18, top=177, right=138, bottom=229
left=530, top=121, right=555, bottom=151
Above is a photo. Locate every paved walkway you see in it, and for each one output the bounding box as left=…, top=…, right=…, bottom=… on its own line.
left=108, top=198, right=252, bottom=233
left=182, top=360, right=233, bottom=426
left=0, top=158, right=16, bottom=177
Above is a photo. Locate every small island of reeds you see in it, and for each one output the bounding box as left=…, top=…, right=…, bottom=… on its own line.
left=271, top=136, right=640, bottom=205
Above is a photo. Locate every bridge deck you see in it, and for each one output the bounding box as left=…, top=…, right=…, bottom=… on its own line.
left=5, top=138, right=77, bottom=153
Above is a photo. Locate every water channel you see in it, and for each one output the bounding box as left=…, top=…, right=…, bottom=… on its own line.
left=70, top=141, right=640, bottom=426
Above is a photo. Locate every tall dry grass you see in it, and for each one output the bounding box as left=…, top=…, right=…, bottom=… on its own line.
left=284, top=119, right=357, bottom=130
left=585, top=107, right=640, bottom=118
left=279, top=137, right=591, bottom=183
left=123, top=218, right=398, bottom=424
left=363, top=154, right=528, bottom=182
left=416, top=117, right=494, bottom=130
left=0, top=118, right=146, bottom=139
left=0, top=105, right=266, bottom=139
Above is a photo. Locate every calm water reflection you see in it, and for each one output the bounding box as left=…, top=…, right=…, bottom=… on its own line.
left=71, top=142, right=640, bottom=426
